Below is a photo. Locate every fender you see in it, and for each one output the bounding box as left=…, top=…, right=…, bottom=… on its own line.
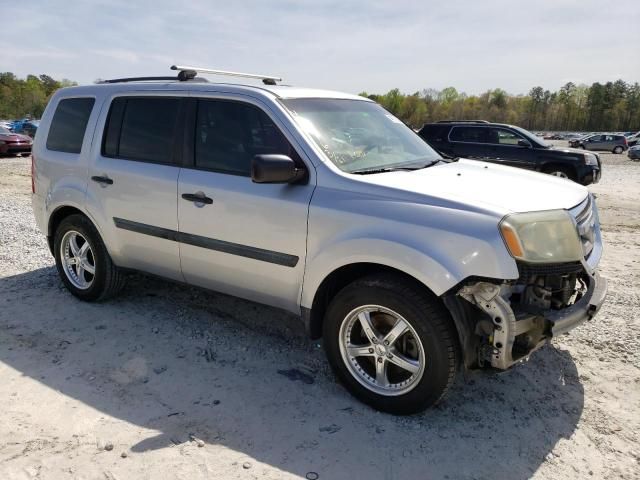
left=300, top=235, right=515, bottom=310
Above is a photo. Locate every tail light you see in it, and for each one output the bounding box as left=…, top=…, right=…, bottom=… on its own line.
left=31, top=154, right=35, bottom=193
left=623, top=137, right=628, bottom=145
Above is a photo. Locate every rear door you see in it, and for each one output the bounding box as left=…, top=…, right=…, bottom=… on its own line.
left=86, top=94, right=185, bottom=281
left=447, top=126, right=494, bottom=160
left=177, top=96, right=314, bottom=312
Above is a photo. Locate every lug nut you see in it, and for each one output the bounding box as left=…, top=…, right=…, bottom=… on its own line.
left=377, top=357, right=383, bottom=363
left=383, top=340, right=389, bottom=346
left=368, top=348, right=374, bottom=354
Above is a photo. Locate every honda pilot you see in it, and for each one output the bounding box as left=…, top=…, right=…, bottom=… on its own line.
left=31, top=66, right=607, bottom=414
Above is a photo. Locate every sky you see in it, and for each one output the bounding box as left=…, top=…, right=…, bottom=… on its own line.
left=1, top=0, right=638, bottom=96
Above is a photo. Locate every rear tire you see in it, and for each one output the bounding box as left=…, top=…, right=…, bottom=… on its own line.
left=613, top=146, right=623, bottom=154
left=54, top=214, right=125, bottom=301
left=322, top=274, right=458, bottom=414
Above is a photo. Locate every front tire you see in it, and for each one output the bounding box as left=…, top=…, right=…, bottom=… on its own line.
left=323, top=274, right=458, bottom=414
left=544, top=166, right=574, bottom=180
left=54, top=214, right=125, bottom=301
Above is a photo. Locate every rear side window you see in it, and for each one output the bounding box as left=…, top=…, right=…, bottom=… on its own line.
left=194, top=99, right=297, bottom=176
left=102, top=97, right=180, bottom=164
left=46, top=98, right=95, bottom=153
left=449, top=126, right=489, bottom=143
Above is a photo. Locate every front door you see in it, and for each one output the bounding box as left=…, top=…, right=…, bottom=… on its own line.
left=482, top=127, right=535, bottom=169
left=86, top=95, right=185, bottom=281
left=177, top=97, right=314, bottom=312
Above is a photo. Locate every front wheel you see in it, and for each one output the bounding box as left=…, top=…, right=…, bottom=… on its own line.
left=323, top=274, right=458, bottom=414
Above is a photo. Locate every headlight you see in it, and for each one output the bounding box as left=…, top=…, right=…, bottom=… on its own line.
left=584, top=153, right=598, bottom=166
left=500, top=210, right=583, bottom=263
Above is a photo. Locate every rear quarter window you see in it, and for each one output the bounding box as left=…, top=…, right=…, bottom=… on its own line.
left=46, top=97, right=95, bottom=153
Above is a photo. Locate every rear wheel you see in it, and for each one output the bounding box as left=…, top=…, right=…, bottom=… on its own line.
left=323, top=274, right=458, bottom=414
left=613, top=146, right=623, bottom=154
left=54, top=214, right=125, bottom=301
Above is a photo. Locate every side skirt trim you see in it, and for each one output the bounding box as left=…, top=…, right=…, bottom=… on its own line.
left=113, top=217, right=299, bottom=268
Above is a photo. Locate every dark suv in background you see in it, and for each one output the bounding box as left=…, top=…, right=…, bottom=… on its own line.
left=418, top=120, right=601, bottom=185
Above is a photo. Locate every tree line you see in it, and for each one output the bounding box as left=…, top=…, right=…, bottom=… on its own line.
left=1, top=72, right=639, bottom=132
left=0, top=72, right=75, bottom=120
left=361, top=80, right=640, bottom=132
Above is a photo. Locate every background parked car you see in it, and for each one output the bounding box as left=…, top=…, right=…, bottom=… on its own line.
left=12, top=120, right=39, bottom=137
left=628, top=145, right=640, bottom=160
left=418, top=120, right=601, bottom=184
left=0, top=126, right=33, bottom=155
left=626, top=131, right=640, bottom=147
left=569, top=133, right=628, bottom=153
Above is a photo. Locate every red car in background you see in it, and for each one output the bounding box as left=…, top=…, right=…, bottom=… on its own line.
left=0, top=126, right=33, bottom=155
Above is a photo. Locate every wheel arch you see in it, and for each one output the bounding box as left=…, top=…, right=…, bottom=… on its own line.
left=47, top=205, right=107, bottom=257
left=540, top=162, right=577, bottom=179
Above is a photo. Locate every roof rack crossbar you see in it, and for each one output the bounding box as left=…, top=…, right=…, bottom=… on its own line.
left=171, top=65, right=282, bottom=85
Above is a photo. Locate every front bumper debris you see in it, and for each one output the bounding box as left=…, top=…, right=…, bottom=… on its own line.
left=458, top=272, right=607, bottom=370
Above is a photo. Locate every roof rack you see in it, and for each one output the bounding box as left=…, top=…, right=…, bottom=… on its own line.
left=171, top=65, right=282, bottom=85
left=435, top=120, right=490, bottom=124
left=99, top=71, right=206, bottom=84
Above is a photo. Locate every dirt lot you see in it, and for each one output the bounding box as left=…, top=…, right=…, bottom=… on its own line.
left=1, top=146, right=638, bottom=480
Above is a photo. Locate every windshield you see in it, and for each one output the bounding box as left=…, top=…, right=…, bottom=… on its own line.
left=511, top=125, right=550, bottom=148
left=281, top=98, right=442, bottom=173
left=0, top=127, right=11, bottom=135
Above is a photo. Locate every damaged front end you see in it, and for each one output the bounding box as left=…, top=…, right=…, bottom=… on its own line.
left=457, top=264, right=607, bottom=370
left=449, top=263, right=607, bottom=370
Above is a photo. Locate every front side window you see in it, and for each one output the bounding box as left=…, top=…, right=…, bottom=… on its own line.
left=46, top=97, right=95, bottom=153
left=490, top=128, right=525, bottom=145
left=102, top=97, right=180, bottom=164
left=194, top=99, right=297, bottom=176
left=281, top=98, right=440, bottom=173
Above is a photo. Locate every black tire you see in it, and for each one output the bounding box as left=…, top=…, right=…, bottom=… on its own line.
left=544, top=166, right=575, bottom=181
left=54, top=214, right=125, bottom=301
left=612, top=146, right=623, bottom=154
left=323, top=274, right=458, bottom=414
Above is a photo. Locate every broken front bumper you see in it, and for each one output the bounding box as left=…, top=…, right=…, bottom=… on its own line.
left=458, top=272, right=608, bottom=370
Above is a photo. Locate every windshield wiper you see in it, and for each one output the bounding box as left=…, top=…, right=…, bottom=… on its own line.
left=351, top=160, right=442, bottom=175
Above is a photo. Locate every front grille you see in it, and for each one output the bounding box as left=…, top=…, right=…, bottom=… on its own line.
left=517, top=261, right=583, bottom=278
left=572, top=195, right=596, bottom=259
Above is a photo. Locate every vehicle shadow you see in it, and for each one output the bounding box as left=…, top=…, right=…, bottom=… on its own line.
left=0, top=267, right=584, bottom=479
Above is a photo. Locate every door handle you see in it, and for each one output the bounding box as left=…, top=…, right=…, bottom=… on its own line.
left=182, top=192, right=213, bottom=205
left=91, top=175, right=113, bottom=185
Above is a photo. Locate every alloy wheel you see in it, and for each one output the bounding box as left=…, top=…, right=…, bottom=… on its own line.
left=60, top=230, right=96, bottom=290
left=338, top=305, right=426, bottom=396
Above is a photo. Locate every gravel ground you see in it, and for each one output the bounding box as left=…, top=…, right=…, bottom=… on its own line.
left=0, top=147, right=638, bottom=480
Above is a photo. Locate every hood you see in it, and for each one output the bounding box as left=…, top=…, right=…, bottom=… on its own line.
left=357, top=159, right=588, bottom=215
left=0, top=133, right=32, bottom=142
left=549, top=145, right=589, bottom=155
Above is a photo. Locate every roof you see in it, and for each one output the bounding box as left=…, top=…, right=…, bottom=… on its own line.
left=55, top=80, right=369, bottom=102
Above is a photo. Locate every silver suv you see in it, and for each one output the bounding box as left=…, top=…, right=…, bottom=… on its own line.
left=31, top=66, right=607, bottom=414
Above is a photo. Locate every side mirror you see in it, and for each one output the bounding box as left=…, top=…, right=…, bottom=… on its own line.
left=517, top=139, right=532, bottom=148
left=251, top=154, right=306, bottom=184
